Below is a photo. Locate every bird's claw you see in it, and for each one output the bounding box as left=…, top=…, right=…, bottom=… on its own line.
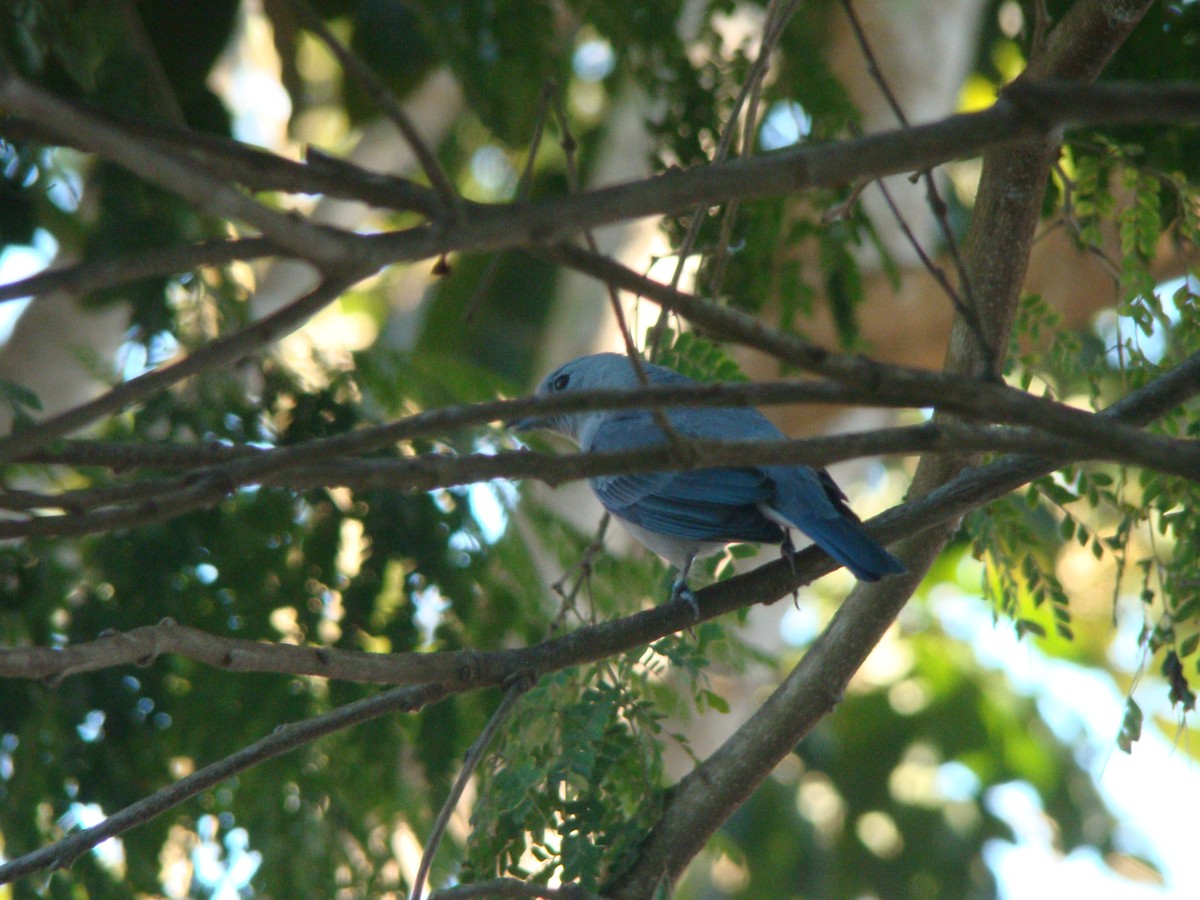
left=780, top=532, right=800, bottom=605
left=780, top=532, right=798, bottom=575
left=670, top=578, right=700, bottom=620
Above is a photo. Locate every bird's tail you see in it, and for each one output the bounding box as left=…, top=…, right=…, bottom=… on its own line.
left=766, top=467, right=904, bottom=582
left=788, top=511, right=904, bottom=582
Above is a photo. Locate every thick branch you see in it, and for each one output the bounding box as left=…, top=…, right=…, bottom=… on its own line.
left=4, top=81, right=1198, bottom=286
left=0, top=72, right=363, bottom=271
left=606, top=1, right=1159, bottom=893
left=359, top=81, right=1200, bottom=266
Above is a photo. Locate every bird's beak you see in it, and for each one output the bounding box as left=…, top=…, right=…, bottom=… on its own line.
left=506, top=414, right=547, bottom=433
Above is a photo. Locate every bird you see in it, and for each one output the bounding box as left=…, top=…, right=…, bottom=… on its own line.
left=510, top=353, right=904, bottom=609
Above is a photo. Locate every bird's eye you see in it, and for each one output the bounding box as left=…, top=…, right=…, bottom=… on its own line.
left=551, top=373, right=570, bottom=391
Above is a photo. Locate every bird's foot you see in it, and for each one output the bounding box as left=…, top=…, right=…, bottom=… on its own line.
left=670, top=577, right=700, bottom=620
left=780, top=533, right=800, bottom=605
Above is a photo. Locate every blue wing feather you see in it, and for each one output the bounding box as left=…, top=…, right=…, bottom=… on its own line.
left=588, top=414, right=783, bottom=543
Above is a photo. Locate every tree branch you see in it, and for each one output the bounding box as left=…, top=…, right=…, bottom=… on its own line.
left=4, top=350, right=1198, bottom=692
left=6, top=416, right=1200, bottom=538
left=0, top=238, right=279, bottom=305
left=0, top=273, right=367, bottom=464
left=0, top=71, right=363, bottom=271
left=605, top=1, right=1159, bottom=893
left=5, top=80, right=1196, bottom=292
left=359, top=80, right=1200, bottom=267
left=8, top=344, right=1199, bottom=533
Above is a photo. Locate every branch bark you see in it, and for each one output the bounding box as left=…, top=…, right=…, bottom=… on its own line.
left=5, top=415, right=1200, bottom=538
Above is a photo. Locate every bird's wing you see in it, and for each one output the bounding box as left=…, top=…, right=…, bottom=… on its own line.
left=587, top=415, right=782, bottom=543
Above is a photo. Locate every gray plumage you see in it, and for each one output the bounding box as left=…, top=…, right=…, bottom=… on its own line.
left=512, top=353, right=903, bottom=599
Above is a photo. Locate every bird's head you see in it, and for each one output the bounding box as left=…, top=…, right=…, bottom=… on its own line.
left=508, top=353, right=649, bottom=445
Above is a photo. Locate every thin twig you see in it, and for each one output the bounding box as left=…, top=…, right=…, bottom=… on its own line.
left=0, top=237, right=278, bottom=305
left=871, top=176, right=969, bottom=319
left=548, top=516, right=611, bottom=632
left=283, top=0, right=458, bottom=209
left=410, top=677, right=535, bottom=899
left=0, top=272, right=367, bottom=465
left=0, top=683, right=448, bottom=886
left=647, top=0, right=802, bottom=359
left=838, top=0, right=994, bottom=375
left=1048, top=159, right=1122, bottom=281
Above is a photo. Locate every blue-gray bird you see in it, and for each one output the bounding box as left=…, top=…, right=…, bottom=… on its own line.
left=511, top=353, right=903, bottom=605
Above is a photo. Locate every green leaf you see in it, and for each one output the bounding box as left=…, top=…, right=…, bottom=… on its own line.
left=1178, top=633, right=1199, bottom=659
left=703, top=690, right=730, bottom=714
left=1117, top=698, right=1143, bottom=753
left=0, top=378, right=44, bottom=412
